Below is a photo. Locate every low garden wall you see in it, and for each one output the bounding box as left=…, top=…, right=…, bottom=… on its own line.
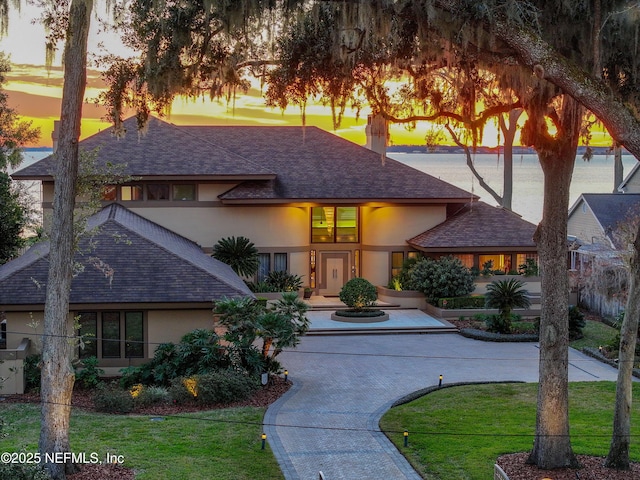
left=376, top=286, right=427, bottom=309
left=0, top=338, right=30, bottom=394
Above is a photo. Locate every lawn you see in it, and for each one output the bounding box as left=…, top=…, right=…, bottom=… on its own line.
left=380, top=382, right=640, bottom=480
left=0, top=404, right=283, bottom=480
left=570, top=319, right=619, bottom=351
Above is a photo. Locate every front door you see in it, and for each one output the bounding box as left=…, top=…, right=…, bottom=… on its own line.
left=320, top=253, right=349, bottom=296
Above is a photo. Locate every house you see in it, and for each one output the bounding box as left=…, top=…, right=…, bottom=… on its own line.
left=567, top=193, right=640, bottom=317
left=1, top=115, right=540, bottom=382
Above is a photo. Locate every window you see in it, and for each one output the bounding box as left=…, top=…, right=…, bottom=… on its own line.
left=121, top=185, right=143, bottom=201
left=101, top=185, right=116, bottom=201
left=311, top=206, right=359, bottom=243
left=125, top=312, right=144, bottom=358
left=102, top=312, right=121, bottom=358
left=258, top=253, right=271, bottom=282
left=78, top=312, right=97, bottom=359
left=274, top=253, right=287, bottom=272
left=172, top=184, right=196, bottom=201
left=391, top=252, right=404, bottom=277
left=0, top=319, right=6, bottom=349
left=147, top=184, right=170, bottom=200
left=77, top=311, right=144, bottom=360
left=453, top=254, right=474, bottom=268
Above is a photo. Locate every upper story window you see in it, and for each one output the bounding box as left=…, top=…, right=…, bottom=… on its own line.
left=121, top=185, right=143, bottom=201
left=311, top=206, right=359, bottom=243
left=100, top=183, right=197, bottom=202
left=172, top=184, right=196, bottom=201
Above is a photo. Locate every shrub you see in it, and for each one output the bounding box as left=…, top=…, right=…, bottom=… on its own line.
left=196, top=370, right=257, bottom=405
left=339, top=277, right=377, bottom=311
left=396, top=256, right=421, bottom=290
left=134, top=385, right=171, bottom=406
left=23, top=354, right=41, bottom=392
left=485, top=314, right=513, bottom=334
left=484, top=278, right=531, bottom=333
left=212, top=236, right=259, bottom=277
left=409, top=256, right=475, bottom=303
left=481, top=260, right=494, bottom=277
left=437, top=296, right=486, bottom=309
left=168, top=377, right=198, bottom=404
left=568, top=305, right=586, bottom=340
left=93, top=383, right=134, bottom=413
left=74, top=356, right=104, bottom=390
left=518, top=258, right=539, bottom=276
left=0, top=462, right=50, bottom=480
left=263, top=271, right=304, bottom=292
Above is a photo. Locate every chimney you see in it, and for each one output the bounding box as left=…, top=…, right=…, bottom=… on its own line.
left=51, top=120, right=60, bottom=153
left=365, top=114, right=388, bottom=156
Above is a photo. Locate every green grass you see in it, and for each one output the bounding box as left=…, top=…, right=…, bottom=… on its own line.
left=0, top=404, right=283, bottom=480
left=380, top=382, right=640, bottom=480
left=570, top=320, right=618, bottom=351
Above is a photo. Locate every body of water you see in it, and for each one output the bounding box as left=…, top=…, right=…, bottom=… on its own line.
left=389, top=152, right=639, bottom=225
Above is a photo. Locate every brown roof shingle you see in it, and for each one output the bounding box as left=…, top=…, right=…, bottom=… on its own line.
left=408, top=202, right=537, bottom=250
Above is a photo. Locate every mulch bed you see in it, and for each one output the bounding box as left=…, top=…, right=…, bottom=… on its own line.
left=497, top=452, right=640, bottom=480
left=3, top=376, right=291, bottom=480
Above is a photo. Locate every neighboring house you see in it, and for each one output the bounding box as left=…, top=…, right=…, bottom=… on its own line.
left=617, top=161, right=640, bottom=193
left=0, top=203, right=252, bottom=375
left=567, top=193, right=640, bottom=317
left=2, top=115, right=540, bottom=379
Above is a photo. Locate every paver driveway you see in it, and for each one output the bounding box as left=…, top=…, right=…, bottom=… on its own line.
left=264, top=332, right=621, bottom=480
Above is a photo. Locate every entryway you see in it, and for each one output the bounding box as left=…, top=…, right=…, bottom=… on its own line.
left=319, top=252, right=349, bottom=296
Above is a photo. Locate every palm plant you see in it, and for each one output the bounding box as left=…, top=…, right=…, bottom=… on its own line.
left=485, top=278, right=531, bottom=333
left=212, top=236, right=260, bottom=278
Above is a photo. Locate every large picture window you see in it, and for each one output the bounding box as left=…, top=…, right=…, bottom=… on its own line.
left=311, top=206, right=359, bottom=243
left=77, top=311, right=145, bottom=360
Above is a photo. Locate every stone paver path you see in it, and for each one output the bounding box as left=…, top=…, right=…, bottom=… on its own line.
left=264, top=332, right=621, bottom=480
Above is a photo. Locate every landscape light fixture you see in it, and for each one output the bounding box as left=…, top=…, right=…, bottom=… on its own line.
left=438, top=374, right=443, bottom=387
left=261, top=433, right=267, bottom=450
left=284, top=370, right=289, bottom=382
left=403, top=431, right=408, bottom=447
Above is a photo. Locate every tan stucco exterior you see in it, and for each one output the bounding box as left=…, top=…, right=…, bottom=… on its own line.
left=146, top=309, right=214, bottom=356
left=361, top=205, right=446, bottom=245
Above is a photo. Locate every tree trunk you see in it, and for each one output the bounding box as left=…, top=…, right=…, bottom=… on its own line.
left=498, top=109, right=522, bottom=211
left=526, top=95, right=582, bottom=470
left=604, top=221, right=640, bottom=470
left=39, top=1, right=92, bottom=479
left=613, top=145, right=623, bottom=192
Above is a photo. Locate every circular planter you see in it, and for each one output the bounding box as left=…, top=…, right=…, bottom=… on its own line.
left=330, top=310, right=389, bottom=323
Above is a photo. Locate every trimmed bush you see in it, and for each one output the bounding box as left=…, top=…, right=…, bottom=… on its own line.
left=93, top=383, right=134, bottom=413
left=195, top=370, right=257, bottom=405
left=339, top=277, right=377, bottom=311
left=0, top=462, right=50, bottom=480
left=133, top=385, right=171, bottom=406
left=168, top=377, right=198, bottom=404
left=568, top=305, right=586, bottom=340
left=74, top=356, right=104, bottom=390
left=410, top=256, right=475, bottom=303
left=437, top=296, right=486, bottom=309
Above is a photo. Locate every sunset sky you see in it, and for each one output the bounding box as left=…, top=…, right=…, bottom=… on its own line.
left=0, top=6, right=614, bottom=149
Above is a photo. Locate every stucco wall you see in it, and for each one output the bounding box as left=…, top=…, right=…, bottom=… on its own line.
left=147, top=309, right=214, bottom=358
left=361, top=250, right=389, bottom=287
left=5, top=311, right=50, bottom=351
left=361, top=205, right=446, bottom=245
left=131, top=205, right=309, bottom=248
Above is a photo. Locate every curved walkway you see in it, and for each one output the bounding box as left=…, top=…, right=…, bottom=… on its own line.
left=264, top=330, right=621, bottom=480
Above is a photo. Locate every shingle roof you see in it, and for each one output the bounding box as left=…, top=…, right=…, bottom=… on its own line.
left=13, top=116, right=475, bottom=203
left=186, top=125, right=475, bottom=202
left=12, top=116, right=275, bottom=180
left=0, top=204, right=252, bottom=307
left=578, top=193, right=640, bottom=236
left=408, top=202, right=537, bottom=250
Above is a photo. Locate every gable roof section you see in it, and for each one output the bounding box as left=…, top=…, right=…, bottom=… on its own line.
left=408, top=202, right=537, bottom=251
left=568, top=193, right=640, bottom=246
left=187, top=125, right=475, bottom=202
left=618, top=162, right=640, bottom=192
left=0, top=204, right=252, bottom=307
left=12, top=116, right=275, bottom=181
